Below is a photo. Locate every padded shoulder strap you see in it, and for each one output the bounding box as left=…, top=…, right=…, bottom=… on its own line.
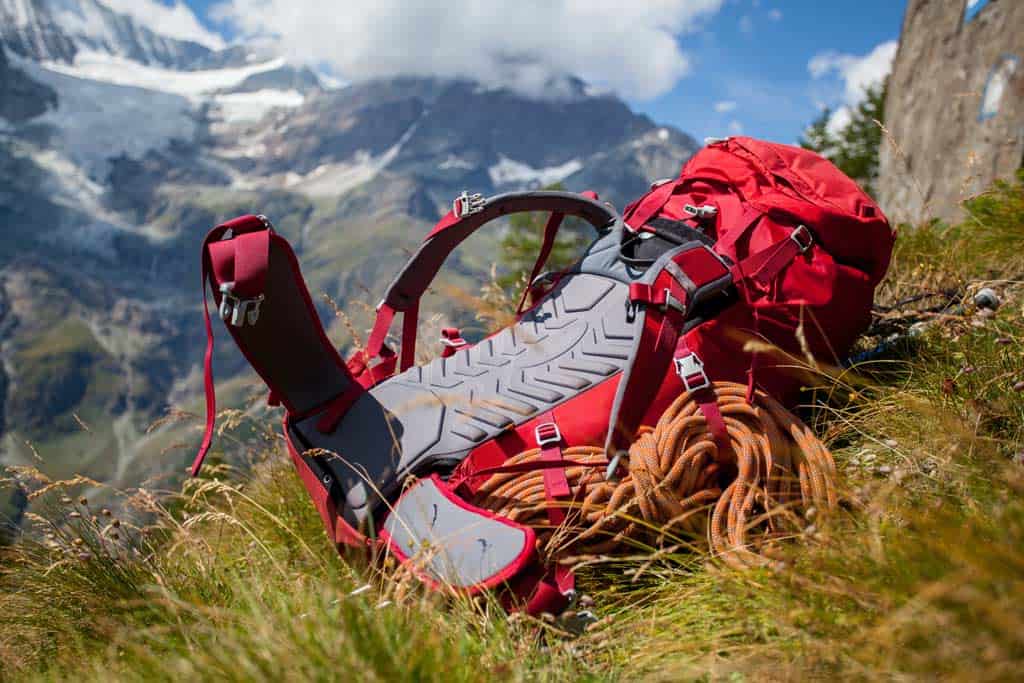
left=384, top=191, right=617, bottom=311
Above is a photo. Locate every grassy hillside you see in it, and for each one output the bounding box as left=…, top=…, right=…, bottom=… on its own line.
left=1, top=173, right=1022, bottom=681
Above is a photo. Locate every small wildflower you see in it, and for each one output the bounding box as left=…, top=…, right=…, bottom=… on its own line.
left=69, top=511, right=81, bottom=519
left=72, top=538, right=84, bottom=546
left=112, top=519, right=121, bottom=528
left=78, top=497, right=88, bottom=506
left=60, top=496, right=73, bottom=505
left=101, top=508, right=112, bottom=517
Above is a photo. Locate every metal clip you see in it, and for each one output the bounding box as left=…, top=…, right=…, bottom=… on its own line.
left=674, top=352, right=710, bottom=392
left=534, top=422, right=562, bottom=447
left=218, top=282, right=265, bottom=328
left=604, top=449, right=628, bottom=482
left=453, top=191, right=485, bottom=218
left=789, top=224, right=813, bottom=253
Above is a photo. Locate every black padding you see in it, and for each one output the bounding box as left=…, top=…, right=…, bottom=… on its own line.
left=223, top=237, right=354, bottom=415
left=620, top=217, right=715, bottom=266
left=383, top=191, right=618, bottom=310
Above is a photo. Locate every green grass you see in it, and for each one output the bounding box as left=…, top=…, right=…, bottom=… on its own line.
left=1, top=175, right=1022, bottom=681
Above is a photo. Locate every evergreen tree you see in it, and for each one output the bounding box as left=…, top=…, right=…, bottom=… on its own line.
left=800, top=80, right=887, bottom=196
left=497, top=183, right=588, bottom=293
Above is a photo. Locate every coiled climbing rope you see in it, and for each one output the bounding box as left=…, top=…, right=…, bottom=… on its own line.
left=471, top=382, right=836, bottom=568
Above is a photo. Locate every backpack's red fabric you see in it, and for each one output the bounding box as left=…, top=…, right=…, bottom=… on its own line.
left=624, top=136, right=894, bottom=403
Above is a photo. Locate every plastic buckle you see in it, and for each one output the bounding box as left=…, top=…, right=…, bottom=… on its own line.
left=684, top=203, right=718, bottom=219
left=534, top=422, right=562, bottom=447
left=218, top=282, right=265, bottom=327
left=453, top=191, right=485, bottom=218
left=440, top=328, right=467, bottom=348
left=790, top=224, right=813, bottom=253
left=662, top=288, right=686, bottom=315
left=674, top=352, right=710, bottom=392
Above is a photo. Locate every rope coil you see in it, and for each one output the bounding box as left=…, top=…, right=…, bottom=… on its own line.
left=471, top=382, right=836, bottom=568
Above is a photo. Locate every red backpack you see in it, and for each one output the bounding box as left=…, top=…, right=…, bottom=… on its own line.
left=194, top=137, right=892, bottom=620
left=621, top=136, right=894, bottom=403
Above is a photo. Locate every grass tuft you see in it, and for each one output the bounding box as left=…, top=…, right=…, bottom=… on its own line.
left=2, top=174, right=1023, bottom=681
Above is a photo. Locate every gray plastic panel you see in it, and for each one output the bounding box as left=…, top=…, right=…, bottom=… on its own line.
left=292, top=270, right=636, bottom=527
left=384, top=477, right=531, bottom=589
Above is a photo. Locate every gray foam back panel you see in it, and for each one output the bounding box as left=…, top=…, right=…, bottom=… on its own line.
left=290, top=263, right=636, bottom=528
left=383, top=476, right=531, bottom=589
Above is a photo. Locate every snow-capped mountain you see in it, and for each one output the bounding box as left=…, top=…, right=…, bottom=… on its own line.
left=0, top=0, right=221, bottom=68
left=0, top=0, right=699, bottom=496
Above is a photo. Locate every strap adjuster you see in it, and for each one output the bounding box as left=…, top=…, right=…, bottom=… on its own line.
left=789, top=224, right=813, bottom=253
left=662, top=288, right=686, bottom=315
left=674, top=352, right=710, bottom=392
left=534, top=422, right=562, bottom=447
left=453, top=191, right=485, bottom=218
left=218, top=282, right=265, bottom=327
left=684, top=203, right=718, bottom=219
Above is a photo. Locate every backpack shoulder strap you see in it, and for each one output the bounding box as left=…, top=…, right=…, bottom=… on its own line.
left=603, top=241, right=734, bottom=472
left=359, top=191, right=619, bottom=375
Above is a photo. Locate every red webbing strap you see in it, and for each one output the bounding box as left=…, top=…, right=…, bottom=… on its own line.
left=608, top=304, right=682, bottom=454
left=453, top=455, right=608, bottom=492
left=400, top=299, right=419, bottom=371
left=316, top=383, right=365, bottom=433
left=536, top=412, right=570, bottom=527
left=425, top=208, right=460, bottom=239
left=515, top=190, right=599, bottom=315
left=347, top=347, right=398, bottom=389
left=731, top=226, right=811, bottom=288
left=194, top=215, right=270, bottom=477
left=713, top=205, right=762, bottom=255
left=674, top=338, right=730, bottom=456
left=623, top=179, right=677, bottom=231
left=365, top=304, right=395, bottom=358
left=516, top=211, right=565, bottom=315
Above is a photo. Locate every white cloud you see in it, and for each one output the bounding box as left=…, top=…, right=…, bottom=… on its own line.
left=99, top=0, right=225, bottom=49
left=808, top=40, right=896, bottom=133
left=808, top=40, right=897, bottom=105
left=728, top=120, right=744, bottom=134
left=211, top=0, right=725, bottom=100
left=768, top=8, right=782, bottom=21
left=714, top=100, right=737, bottom=113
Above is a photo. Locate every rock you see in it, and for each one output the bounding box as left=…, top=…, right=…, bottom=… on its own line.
left=878, top=0, right=1024, bottom=224
left=0, top=45, right=58, bottom=123
left=974, top=288, right=1001, bottom=311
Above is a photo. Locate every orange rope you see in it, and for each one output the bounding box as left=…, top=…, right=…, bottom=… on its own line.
left=471, top=382, right=836, bottom=568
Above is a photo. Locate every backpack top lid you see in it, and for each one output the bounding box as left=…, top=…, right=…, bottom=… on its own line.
left=681, top=136, right=895, bottom=283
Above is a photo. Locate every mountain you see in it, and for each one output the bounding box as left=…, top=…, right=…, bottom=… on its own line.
left=0, top=0, right=699, bottom=497
left=0, top=0, right=219, bottom=68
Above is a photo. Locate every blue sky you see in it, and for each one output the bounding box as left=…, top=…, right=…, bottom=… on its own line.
left=182, top=0, right=907, bottom=144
